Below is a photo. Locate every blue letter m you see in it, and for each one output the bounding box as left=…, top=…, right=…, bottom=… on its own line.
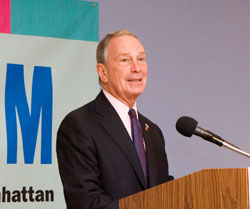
left=5, top=64, right=53, bottom=164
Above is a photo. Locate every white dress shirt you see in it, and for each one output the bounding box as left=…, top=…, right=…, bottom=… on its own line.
left=103, top=89, right=138, bottom=139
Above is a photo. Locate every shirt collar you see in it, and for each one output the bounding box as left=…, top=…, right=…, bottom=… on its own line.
left=103, top=89, right=138, bottom=119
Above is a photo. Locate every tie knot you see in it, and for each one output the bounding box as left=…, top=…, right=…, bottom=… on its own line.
left=128, top=108, right=137, bottom=119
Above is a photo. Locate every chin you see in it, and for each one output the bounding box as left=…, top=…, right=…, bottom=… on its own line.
left=126, top=84, right=146, bottom=97
left=129, top=89, right=145, bottom=97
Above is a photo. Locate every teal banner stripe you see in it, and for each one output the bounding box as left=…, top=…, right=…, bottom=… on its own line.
left=11, top=0, right=99, bottom=42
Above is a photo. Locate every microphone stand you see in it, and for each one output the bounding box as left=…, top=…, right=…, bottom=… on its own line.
left=210, top=134, right=250, bottom=158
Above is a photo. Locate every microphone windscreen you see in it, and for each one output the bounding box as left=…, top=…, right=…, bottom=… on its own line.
left=176, top=116, right=198, bottom=137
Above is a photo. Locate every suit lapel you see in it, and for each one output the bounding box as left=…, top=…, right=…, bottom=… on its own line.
left=139, top=114, right=158, bottom=188
left=94, top=92, right=147, bottom=189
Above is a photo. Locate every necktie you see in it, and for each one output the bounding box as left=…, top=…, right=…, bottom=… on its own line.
left=128, top=109, right=147, bottom=182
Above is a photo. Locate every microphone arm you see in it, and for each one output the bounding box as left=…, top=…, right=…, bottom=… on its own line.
left=214, top=135, right=250, bottom=158
left=196, top=126, right=250, bottom=158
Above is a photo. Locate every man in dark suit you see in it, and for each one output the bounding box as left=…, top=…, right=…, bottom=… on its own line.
left=56, top=30, right=173, bottom=209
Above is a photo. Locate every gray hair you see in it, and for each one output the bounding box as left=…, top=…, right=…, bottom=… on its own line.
left=96, top=29, right=139, bottom=64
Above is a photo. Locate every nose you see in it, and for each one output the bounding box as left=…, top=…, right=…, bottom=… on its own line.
left=131, top=60, right=141, bottom=73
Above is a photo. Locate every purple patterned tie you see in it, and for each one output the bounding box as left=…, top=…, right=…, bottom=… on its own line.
left=128, top=108, right=147, bottom=182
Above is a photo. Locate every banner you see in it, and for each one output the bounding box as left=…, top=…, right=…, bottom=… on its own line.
left=0, top=1, right=99, bottom=208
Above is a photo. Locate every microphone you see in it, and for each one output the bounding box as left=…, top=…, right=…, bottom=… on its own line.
left=176, top=116, right=250, bottom=158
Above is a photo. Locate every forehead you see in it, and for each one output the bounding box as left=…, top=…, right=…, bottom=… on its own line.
left=107, top=35, right=145, bottom=56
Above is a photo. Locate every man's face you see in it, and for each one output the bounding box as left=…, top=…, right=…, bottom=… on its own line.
left=98, top=35, right=148, bottom=106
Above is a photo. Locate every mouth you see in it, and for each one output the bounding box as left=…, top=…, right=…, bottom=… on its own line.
left=127, top=79, right=142, bottom=82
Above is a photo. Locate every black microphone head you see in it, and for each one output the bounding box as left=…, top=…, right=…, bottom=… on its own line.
left=176, top=116, right=198, bottom=137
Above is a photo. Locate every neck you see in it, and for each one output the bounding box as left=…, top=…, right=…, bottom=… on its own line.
left=102, top=88, right=137, bottom=108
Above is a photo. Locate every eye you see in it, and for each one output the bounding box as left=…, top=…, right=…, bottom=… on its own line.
left=119, top=57, right=130, bottom=65
left=138, top=56, right=146, bottom=63
left=121, top=58, right=129, bottom=62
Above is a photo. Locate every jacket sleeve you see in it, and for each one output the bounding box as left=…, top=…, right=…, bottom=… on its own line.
left=56, top=114, right=119, bottom=209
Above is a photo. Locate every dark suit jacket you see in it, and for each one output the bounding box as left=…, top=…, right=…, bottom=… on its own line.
left=56, top=91, right=173, bottom=209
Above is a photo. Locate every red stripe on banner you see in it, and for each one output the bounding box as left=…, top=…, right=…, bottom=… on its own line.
left=0, top=0, right=11, bottom=33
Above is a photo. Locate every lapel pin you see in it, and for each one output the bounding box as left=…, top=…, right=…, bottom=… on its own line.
left=145, top=123, right=149, bottom=131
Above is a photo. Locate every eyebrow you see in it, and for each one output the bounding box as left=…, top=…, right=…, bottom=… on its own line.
left=118, top=51, right=146, bottom=57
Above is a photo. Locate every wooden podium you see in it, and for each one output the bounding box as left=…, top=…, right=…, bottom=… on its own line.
left=119, top=168, right=249, bottom=209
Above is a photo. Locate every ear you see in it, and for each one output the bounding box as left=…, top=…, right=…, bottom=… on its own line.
left=96, top=63, right=108, bottom=84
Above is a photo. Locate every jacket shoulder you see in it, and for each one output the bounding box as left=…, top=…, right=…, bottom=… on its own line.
left=139, top=113, right=163, bottom=133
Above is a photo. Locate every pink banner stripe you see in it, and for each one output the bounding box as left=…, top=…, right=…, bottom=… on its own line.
left=0, top=0, right=11, bottom=33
